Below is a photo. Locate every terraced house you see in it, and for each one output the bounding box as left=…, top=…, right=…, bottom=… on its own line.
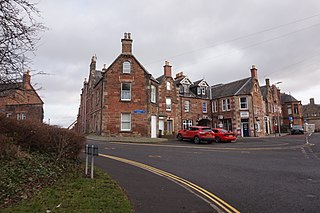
left=76, top=33, right=301, bottom=138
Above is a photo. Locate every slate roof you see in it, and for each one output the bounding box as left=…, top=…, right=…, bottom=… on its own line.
left=211, top=77, right=252, bottom=99
left=156, top=75, right=165, bottom=83
left=281, top=93, right=298, bottom=104
left=260, top=85, right=267, bottom=99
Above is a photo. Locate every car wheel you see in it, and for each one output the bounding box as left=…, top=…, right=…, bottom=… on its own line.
left=194, top=136, right=200, bottom=144
left=215, top=137, right=221, bottom=143
left=177, top=134, right=183, bottom=141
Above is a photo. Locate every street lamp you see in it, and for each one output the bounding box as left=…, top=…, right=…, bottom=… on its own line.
left=275, top=82, right=282, bottom=136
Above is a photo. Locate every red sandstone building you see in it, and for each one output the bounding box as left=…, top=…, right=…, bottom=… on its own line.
left=0, top=71, right=44, bottom=122
left=76, top=33, right=303, bottom=137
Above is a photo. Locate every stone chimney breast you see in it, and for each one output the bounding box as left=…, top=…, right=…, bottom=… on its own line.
left=164, top=61, right=172, bottom=77
left=250, top=65, right=258, bottom=79
left=121, top=32, right=133, bottom=54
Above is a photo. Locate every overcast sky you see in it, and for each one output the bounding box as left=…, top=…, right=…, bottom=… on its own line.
left=31, top=0, right=320, bottom=127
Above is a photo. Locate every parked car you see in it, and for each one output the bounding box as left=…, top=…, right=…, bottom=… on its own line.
left=177, top=126, right=215, bottom=144
left=212, top=128, right=237, bottom=143
left=291, top=125, right=304, bottom=135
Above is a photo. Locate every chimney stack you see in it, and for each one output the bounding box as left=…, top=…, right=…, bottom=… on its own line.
left=23, top=70, right=31, bottom=90
left=121, top=32, right=133, bottom=54
left=265, top=78, right=270, bottom=87
left=250, top=65, right=258, bottom=79
left=310, top=98, right=315, bottom=105
left=90, top=55, right=97, bottom=71
left=164, top=61, right=172, bottom=77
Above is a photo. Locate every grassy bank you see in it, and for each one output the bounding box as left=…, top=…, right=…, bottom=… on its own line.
left=3, top=165, right=132, bottom=212
left=0, top=115, right=132, bottom=212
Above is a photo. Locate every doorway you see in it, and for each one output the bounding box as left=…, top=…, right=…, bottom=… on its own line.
left=241, top=119, right=249, bottom=137
left=151, top=116, right=157, bottom=138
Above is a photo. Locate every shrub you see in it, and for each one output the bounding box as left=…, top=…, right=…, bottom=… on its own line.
left=0, top=115, right=85, bottom=161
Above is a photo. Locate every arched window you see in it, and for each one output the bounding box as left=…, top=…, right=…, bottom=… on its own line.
left=123, top=61, right=131, bottom=73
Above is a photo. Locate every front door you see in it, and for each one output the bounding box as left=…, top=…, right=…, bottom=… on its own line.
left=159, top=119, right=164, bottom=136
left=167, top=119, right=173, bottom=135
left=151, top=116, right=157, bottom=138
left=242, top=122, right=249, bottom=137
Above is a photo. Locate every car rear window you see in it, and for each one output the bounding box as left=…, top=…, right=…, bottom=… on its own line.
left=201, top=128, right=212, bottom=132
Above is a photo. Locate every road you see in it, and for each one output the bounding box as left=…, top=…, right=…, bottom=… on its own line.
left=88, top=133, right=320, bottom=213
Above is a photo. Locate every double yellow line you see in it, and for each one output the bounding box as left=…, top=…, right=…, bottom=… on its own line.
left=99, top=153, right=240, bottom=213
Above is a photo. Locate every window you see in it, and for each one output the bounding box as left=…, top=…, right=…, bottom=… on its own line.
left=240, top=97, right=248, bottom=109
left=184, top=100, right=190, bottom=112
left=183, top=85, right=189, bottom=94
left=293, top=104, right=299, bottom=114
left=151, top=85, right=156, bottom=103
left=121, top=113, right=131, bottom=131
left=179, top=85, right=184, bottom=94
left=17, top=112, right=26, bottom=120
left=121, top=83, right=131, bottom=101
left=197, top=87, right=201, bottom=95
left=222, top=98, right=231, bottom=111
left=166, top=82, right=171, bottom=90
left=183, top=120, right=193, bottom=129
left=122, top=61, right=131, bottom=73
left=287, top=104, right=292, bottom=115
left=212, top=101, right=218, bottom=112
left=6, top=113, right=12, bottom=118
left=166, top=97, right=172, bottom=111
left=202, top=102, right=207, bottom=113
left=202, top=87, right=206, bottom=95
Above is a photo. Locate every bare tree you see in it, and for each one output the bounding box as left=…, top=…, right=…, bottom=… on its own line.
left=0, top=0, right=45, bottom=91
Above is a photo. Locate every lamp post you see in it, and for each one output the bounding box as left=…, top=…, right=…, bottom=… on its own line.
left=275, top=82, right=282, bottom=136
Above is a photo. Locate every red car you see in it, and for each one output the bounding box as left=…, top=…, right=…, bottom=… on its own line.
left=212, top=128, right=237, bottom=143
left=177, top=126, right=215, bottom=144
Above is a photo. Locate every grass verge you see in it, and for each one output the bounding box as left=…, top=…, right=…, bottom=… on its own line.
left=2, top=166, right=133, bottom=213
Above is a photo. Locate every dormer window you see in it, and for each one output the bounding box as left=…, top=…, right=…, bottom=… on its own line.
left=197, top=87, right=201, bottom=95
left=123, top=61, right=131, bottom=73
left=201, top=87, right=206, bottom=95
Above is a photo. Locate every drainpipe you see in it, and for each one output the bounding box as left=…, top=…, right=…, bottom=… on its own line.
left=99, top=78, right=104, bottom=135
left=251, top=94, right=256, bottom=137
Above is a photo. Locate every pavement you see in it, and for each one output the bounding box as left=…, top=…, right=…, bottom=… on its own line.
left=86, top=133, right=289, bottom=143
left=86, top=134, right=169, bottom=143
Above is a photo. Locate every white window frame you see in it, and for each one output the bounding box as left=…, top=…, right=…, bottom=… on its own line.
left=17, top=112, right=26, bottom=120
left=287, top=105, right=292, bottom=115
left=122, top=61, right=131, bottom=74
left=184, top=100, right=190, bottom=112
left=212, top=100, right=218, bottom=112
left=222, top=98, right=231, bottom=111
left=166, top=82, right=171, bottom=91
left=201, top=87, right=206, bottom=95
left=121, top=83, right=131, bottom=101
left=197, top=87, right=201, bottom=95
left=183, top=120, right=193, bottom=129
left=121, top=113, right=131, bottom=131
left=166, top=97, right=172, bottom=111
left=202, top=102, right=207, bottom=113
left=240, top=97, right=248, bottom=109
left=151, top=85, right=156, bottom=103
